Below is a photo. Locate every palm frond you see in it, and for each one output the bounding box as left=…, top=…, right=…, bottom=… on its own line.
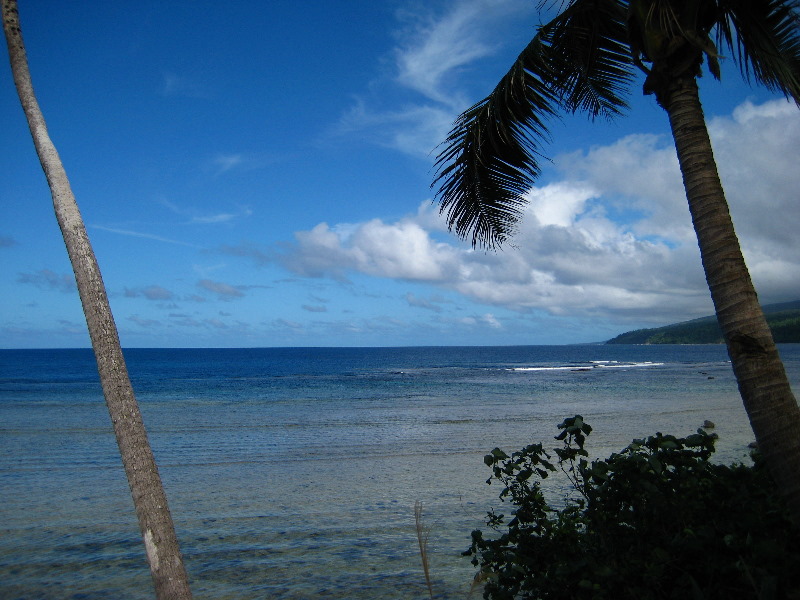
left=542, top=0, right=635, bottom=117
left=432, top=2, right=634, bottom=250
left=717, top=0, right=800, bottom=104
left=432, top=35, right=560, bottom=249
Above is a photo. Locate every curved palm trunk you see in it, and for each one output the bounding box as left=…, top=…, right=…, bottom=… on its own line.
left=3, top=2, right=193, bottom=597
left=662, top=76, right=800, bottom=524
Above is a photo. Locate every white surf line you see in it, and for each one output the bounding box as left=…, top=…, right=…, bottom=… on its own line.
left=509, top=361, right=665, bottom=371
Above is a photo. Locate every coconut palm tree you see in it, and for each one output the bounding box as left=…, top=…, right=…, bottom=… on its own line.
left=2, top=1, right=192, bottom=597
left=433, top=0, right=800, bottom=523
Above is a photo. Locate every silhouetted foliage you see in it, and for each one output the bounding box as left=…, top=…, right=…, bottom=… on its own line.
left=469, top=416, right=797, bottom=599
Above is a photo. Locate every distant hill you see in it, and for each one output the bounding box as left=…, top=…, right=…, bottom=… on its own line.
left=607, top=300, right=800, bottom=344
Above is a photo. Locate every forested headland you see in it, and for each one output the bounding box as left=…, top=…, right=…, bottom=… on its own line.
left=607, top=300, right=800, bottom=344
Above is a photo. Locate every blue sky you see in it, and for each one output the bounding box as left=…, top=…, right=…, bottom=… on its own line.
left=2, top=0, right=798, bottom=348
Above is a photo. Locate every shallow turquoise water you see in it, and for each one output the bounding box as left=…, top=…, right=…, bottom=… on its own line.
left=2, top=345, right=798, bottom=599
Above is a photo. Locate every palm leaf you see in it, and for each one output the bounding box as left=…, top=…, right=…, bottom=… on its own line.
left=432, top=35, right=560, bottom=249
left=717, top=0, right=800, bottom=104
left=542, top=0, right=635, bottom=117
left=432, top=0, right=634, bottom=249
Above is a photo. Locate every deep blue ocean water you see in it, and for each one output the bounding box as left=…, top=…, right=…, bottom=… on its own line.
left=2, top=345, right=799, bottom=599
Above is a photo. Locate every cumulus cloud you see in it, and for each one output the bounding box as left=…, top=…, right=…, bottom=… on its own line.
left=556, top=134, right=690, bottom=243
left=277, top=218, right=459, bottom=281
left=706, top=99, right=800, bottom=298
left=17, top=270, right=76, bottom=294
left=269, top=99, right=800, bottom=326
left=270, top=197, right=706, bottom=322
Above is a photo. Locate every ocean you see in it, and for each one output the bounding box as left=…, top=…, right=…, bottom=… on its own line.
left=2, top=345, right=799, bottom=599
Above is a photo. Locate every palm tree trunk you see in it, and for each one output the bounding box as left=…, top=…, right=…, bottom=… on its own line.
left=2, top=2, right=193, bottom=597
left=662, top=75, right=800, bottom=525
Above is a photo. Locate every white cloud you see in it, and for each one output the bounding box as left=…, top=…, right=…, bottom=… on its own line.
left=278, top=218, right=460, bottom=281
left=481, top=313, right=502, bottom=329
left=273, top=99, right=800, bottom=326
left=709, top=99, right=800, bottom=263
left=556, top=134, right=691, bottom=243
left=338, top=0, right=532, bottom=157
left=526, top=183, right=598, bottom=228
left=394, top=1, right=497, bottom=106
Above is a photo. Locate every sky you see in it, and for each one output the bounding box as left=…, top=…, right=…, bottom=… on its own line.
left=1, top=0, right=798, bottom=349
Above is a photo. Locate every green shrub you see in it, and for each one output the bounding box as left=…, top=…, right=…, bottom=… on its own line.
left=468, top=416, right=797, bottom=600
